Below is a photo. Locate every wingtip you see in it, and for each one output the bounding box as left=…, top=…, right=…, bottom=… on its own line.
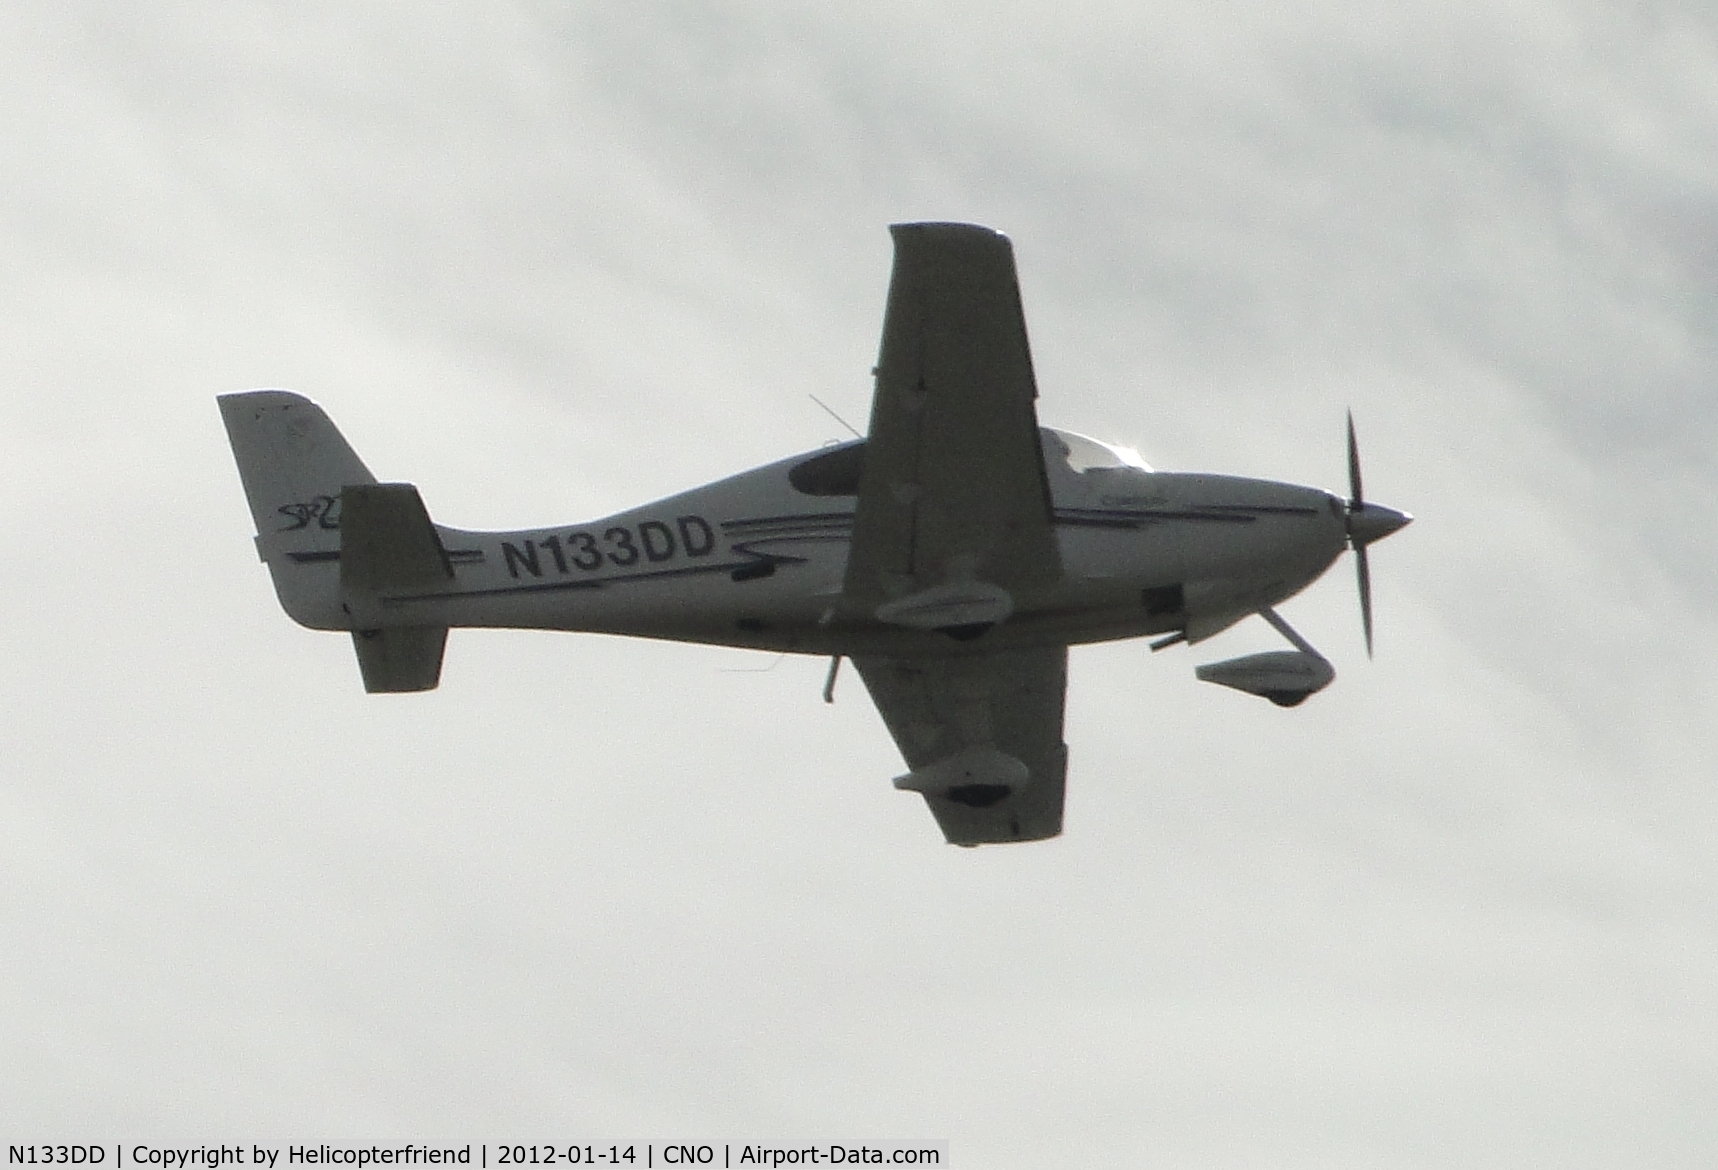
left=889, top=221, right=1009, bottom=243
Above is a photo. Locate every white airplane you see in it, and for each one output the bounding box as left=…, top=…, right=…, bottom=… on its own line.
left=221, top=222, right=1409, bottom=846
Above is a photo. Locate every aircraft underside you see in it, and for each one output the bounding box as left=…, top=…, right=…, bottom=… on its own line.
left=221, top=221, right=1408, bottom=845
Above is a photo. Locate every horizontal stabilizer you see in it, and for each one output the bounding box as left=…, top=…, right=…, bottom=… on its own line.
left=340, top=483, right=453, bottom=693
left=351, top=626, right=447, bottom=693
left=339, top=483, right=453, bottom=597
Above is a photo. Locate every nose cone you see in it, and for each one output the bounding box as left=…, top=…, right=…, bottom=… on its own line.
left=1348, top=502, right=1412, bottom=548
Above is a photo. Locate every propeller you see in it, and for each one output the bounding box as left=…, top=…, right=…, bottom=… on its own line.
left=1344, top=411, right=1412, bottom=657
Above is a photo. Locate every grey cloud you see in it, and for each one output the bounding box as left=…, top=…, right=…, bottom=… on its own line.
left=2, top=2, right=1715, bottom=1164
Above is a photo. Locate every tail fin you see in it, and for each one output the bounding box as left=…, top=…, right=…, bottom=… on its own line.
left=219, top=389, right=377, bottom=630
left=221, top=391, right=453, bottom=692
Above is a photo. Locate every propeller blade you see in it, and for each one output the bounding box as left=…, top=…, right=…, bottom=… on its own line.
left=1344, top=412, right=1407, bottom=656
left=1346, top=409, right=1364, bottom=510
left=1357, top=544, right=1374, bottom=658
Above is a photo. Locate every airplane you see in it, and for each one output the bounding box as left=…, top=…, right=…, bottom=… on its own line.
left=220, top=222, right=1410, bottom=847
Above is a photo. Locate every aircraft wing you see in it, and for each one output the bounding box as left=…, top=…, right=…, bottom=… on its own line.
left=843, top=222, right=1061, bottom=620
left=854, top=648, right=1068, bottom=845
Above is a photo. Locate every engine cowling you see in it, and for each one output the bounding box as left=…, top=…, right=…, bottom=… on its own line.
left=1195, top=650, right=1334, bottom=707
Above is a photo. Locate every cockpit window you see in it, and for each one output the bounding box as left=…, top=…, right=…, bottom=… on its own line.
left=1047, top=429, right=1152, bottom=474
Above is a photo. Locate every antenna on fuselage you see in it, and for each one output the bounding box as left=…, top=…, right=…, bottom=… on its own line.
left=810, top=394, right=863, bottom=439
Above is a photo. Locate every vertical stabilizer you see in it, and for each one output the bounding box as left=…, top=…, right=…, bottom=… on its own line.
left=218, top=389, right=376, bottom=630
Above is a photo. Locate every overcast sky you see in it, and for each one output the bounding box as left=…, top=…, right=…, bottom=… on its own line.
left=3, top=2, right=1716, bottom=1164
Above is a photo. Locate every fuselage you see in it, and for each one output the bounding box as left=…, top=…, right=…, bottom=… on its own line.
left=355, top=428, right=1349, bottom=659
